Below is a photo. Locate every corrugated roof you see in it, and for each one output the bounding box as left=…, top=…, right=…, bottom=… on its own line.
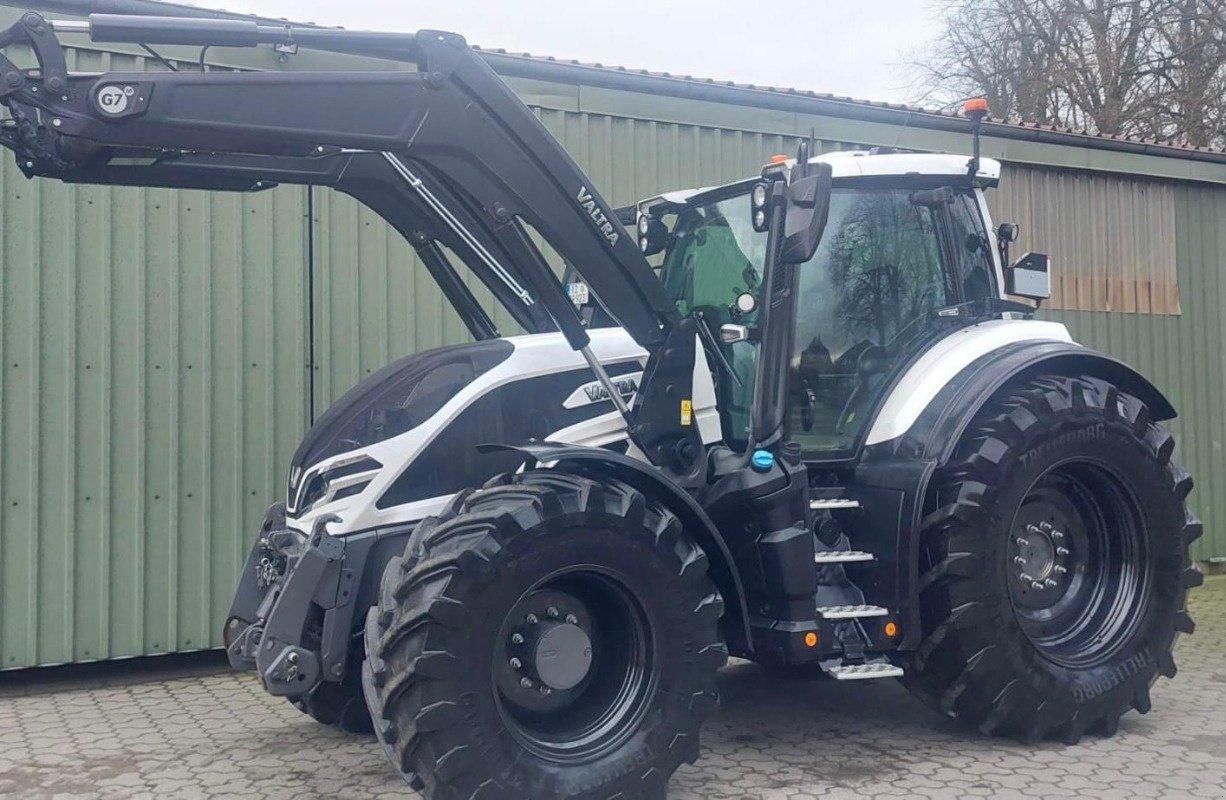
left=11, top=0, right=1226, bottom=162
left=471, top=47, right=1226, bottom=159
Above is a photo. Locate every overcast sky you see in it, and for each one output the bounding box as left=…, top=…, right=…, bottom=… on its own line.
left=222, top=0, right=943, bottom=104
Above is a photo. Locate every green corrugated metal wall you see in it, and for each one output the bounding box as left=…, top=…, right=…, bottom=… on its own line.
left=0, top=44, right=311, bottom=668
left=1, top=27, right=1223, bottom=669
left=1045, top=185, right=1226, bottom=561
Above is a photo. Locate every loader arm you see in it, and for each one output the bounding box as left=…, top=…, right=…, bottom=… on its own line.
left=0, top=11, right=678, bottom=352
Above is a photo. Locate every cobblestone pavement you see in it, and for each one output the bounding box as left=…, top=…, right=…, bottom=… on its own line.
left=2, top=576, right=1223, bottom=800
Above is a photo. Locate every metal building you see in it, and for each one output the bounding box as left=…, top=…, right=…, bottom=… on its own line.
left=1, top=2, right=1223, bottom=669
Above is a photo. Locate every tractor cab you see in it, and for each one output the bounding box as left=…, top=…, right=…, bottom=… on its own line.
left=644, top=151, right=1046, bottom=460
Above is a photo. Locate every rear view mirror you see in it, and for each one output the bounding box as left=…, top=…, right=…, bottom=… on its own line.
left=1006, top=251, right=1051, bottom=300
left=780, top=162, right=833, bottom=265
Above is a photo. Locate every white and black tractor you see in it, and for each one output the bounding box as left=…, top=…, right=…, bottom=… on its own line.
left=1, top=9, right=1202, bottom=799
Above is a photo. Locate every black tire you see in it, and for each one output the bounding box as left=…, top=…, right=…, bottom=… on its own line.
left=362, top=470, right=727, bottom=800
left=289, top=655, right=374, bottom=735
left=905, top=374, right=1202, bottom=743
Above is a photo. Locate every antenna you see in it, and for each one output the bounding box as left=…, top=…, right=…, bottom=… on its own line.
left=793, top=127, right=817, bottom=180
left=963, top=97, right=989, bottom=177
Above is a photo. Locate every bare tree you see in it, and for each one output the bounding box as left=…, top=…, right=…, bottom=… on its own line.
left=910, top=0, right=1226, bottom=147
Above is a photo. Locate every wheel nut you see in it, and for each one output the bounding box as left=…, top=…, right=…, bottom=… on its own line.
left=547, top=606, right=559, bottom=618
left=519, top=677, right=533, bottom=689
left=1045, top=578, right=1058, bottom=588
left=1054, top=565, right=1068, bottom=575
left=1040, top=521, right=1053, bottom=532
left=510, top=657, right=522, bottom=670
left=1031, top=581, right=1044, bottom=590
left=1056, top=546, right=1070, bottom=556
left=525, top=613, right=538, bottom=625
left=565, top=614, right=578, bottom=625
left=1051, top=530, right=1064, bottom=540
left=1016, top=537, right=1030, bottom=546
left=511, top=633, right=524, bottom=645
left=1013, top=556, right=1027, bottom=566
left=1026, top=524, right=1041, bottom=534
left=1020, top=573, right=1034, bottom=583
left=539, top=686, right=552, bottom=696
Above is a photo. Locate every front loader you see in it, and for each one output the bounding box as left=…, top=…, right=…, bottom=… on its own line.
left=0, top=9, right=1202, bottom=799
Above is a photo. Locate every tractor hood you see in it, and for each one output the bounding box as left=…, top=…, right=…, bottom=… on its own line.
left=286, top=339, right=513, bottom=514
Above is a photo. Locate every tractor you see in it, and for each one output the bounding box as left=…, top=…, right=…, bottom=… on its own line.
left=0, top=9, right=1201, bottom=799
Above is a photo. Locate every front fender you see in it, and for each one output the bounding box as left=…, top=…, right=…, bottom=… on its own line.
left=480, top=442, right=754, bottom=653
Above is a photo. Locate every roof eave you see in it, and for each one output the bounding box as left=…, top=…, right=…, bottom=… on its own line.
left=480, top=51, right=1226, bottom=168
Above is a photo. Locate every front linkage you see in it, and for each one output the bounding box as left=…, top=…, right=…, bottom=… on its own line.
left=226, top=507, right=350, bottom=697
left=225, top=503, right=401, bottom=734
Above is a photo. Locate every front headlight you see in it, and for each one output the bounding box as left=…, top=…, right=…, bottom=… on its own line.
left=292, top=455, right=382, bottom=515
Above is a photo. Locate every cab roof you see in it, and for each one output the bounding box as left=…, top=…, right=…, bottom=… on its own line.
left=811, top=151, right=1001, bottom=181
left=637, top=151, right=1001, bottom=212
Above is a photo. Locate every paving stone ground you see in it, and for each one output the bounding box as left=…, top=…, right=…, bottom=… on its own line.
left=2, top=576, right=1224, bottom=800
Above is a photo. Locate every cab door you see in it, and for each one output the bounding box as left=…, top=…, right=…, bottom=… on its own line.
left=786, top=186, right=994, bottom=458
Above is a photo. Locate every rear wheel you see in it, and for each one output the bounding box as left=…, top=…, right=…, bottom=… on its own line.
left=905, top=374, right=1202, bottom=742
left=362, top=470, right=726, bottom=799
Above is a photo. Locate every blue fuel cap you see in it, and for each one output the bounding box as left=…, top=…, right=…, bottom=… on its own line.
left=751, top=449, right=774, bottom=472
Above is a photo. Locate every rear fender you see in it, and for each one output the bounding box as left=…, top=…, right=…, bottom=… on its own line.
left=481, top=442, right=754, bottom=653
left=885, top=340, right=1176, bottom=464
left=857, top=339, right=1176, bottom=652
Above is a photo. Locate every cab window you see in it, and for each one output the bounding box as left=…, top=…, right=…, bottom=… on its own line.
left=788, top=188, right=954, bottom=456
left=660, top=193, right=764, bottom=448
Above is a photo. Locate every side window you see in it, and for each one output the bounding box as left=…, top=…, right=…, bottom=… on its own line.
left=661, top=197, right=766, bottom=450
left=788, top=188, right=953, bottom=455
left=951, top=192, right=996, bottom=301
left=663, top=205, right=764, bottom=317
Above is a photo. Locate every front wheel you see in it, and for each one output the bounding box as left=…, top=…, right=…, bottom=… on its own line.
left=904, top=374, right=1202, bottom=743
left=362, top=471, right=727, bottom=799
left=288, top=653, right=373, bottom=735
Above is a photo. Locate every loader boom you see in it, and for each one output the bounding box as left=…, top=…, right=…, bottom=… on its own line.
left=0, top=11, right=678, bottom=350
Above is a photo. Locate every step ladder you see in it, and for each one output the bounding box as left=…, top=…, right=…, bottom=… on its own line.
left=809, top=488, right=901, bottom=682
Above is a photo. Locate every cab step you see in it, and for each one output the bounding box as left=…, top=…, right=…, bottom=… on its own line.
left=810, top=498, right=860, bottom=510
left=817, top=604, right=889, bottom=619
left=813, top=550, right=875, bottom=564
left=828, top=662, right=905, bottom=681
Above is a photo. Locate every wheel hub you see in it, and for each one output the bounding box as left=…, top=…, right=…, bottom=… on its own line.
left=1009, top=502, right=1075, bottom=607
left=1015, top=524, right=1057, bottom=578
left=497, top=588, right=597, bottom=710
left=527, top=622, right=592, bottom=691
